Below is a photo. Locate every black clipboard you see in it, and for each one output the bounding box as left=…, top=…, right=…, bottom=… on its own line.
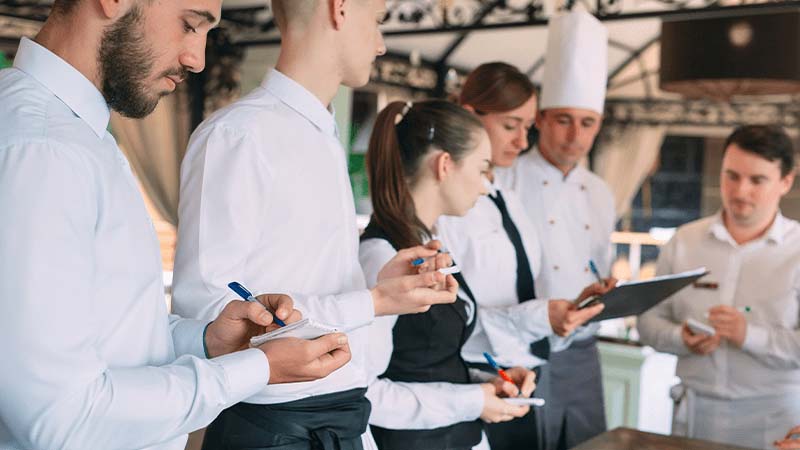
left=584, top=268, right=709, bottom=322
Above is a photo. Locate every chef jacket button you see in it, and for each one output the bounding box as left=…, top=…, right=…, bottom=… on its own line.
left=553, top=265, right=560, bottom=271
left=585, top=267, right=590, bottom=273
left=580, top=184, right=587, bottom=191
left=585, top=224, right=590, bottom=230
left=543, top=180, right=549, bottom=186
left=549, top=219, right=556, bottom=225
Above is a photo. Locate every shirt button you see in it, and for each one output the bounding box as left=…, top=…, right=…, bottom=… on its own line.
left=580, top=184, right=587, bottom=191
left=543, top=180, right=549, bottom=186
left=553, top=265, right=560, bottom=271
left=585, top=224, right=590, bottom=230
left=549, top=219, right=556, bottom=225
left=585, top=267, right=590, bottom=273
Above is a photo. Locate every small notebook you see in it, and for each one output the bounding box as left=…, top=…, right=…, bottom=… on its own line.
left=249, top=318, right=340, bottom=347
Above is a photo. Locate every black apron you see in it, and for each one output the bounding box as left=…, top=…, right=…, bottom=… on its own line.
left=201, top=388, right=370, bottom=450
left=361, top=222, right=483, bottom=450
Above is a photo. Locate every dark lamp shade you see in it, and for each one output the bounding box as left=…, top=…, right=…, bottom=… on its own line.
left=660, top=10, right=800, bottom=100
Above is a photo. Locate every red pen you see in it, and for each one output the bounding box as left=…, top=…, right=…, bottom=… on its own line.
left=483, top=352, right=520, bottom=395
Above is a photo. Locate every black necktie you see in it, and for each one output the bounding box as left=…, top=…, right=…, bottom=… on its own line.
left=487, top=190, right=536, bottom=302
left=488, top=190, right=550, bottom=360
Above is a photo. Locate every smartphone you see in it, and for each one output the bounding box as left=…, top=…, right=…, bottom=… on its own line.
left=250, top=318, right=340, bottom=347
left=686, top=317, right=715, bottom=336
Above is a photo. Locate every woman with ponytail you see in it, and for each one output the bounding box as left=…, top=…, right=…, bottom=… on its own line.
left=435, top=62, right=617, bottom=450
left=359, top=99, right=534, bottom=450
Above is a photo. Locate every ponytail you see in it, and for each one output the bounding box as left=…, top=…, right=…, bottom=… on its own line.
left=366, top=101, right=429, bottom=249
left=366, top=100, right=484, bottom=249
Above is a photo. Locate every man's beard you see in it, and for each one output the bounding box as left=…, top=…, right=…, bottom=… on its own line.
left=98, top=6, right=182, bottom=118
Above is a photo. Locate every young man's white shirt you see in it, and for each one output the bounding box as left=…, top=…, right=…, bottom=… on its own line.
left=172, top=69, right=377, bottom=446
left=638, top=212, right=800, bottom=448
left=0, top=37, right=270, bottom=450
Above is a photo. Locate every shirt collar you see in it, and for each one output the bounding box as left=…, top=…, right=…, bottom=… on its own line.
left=530, top=146, right=587, bottom=184
left=13, top=37, right=110, bottom=138
left=262, top=69, right=338, bottom=138
left=709, top=210, right=786, bottom=246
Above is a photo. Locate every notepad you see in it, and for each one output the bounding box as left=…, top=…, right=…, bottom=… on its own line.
left=249, top=318, right=340, bottom=347
left=505, top=397, right=546, bottom=407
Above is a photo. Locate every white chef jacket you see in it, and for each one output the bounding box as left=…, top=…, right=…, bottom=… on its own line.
left=495, top=148, right=615, bottom=341
left=0, top=38, right=270, bottom=450
left=437, top=182, right=571, bottom=368
left=638, top=212, right=800, bottom=448
left=172, top=69, right=375, bottom=404
left=358, top=238, right=485, bottom=430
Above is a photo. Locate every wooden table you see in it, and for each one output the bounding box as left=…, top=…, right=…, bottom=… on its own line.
left=571, top=428, right=759, bottom=450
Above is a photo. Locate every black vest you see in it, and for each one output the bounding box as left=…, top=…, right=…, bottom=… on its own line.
left=361, top=221, right=483, bottom=450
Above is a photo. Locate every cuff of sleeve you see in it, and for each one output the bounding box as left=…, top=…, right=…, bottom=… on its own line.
left=294, top=290, right=375, bottom=329
left=214, top=348, right=271, bottom=404
left=512, top=299, right=552, bottom=341
left=468, top=368, right=496, bottom=383
left=459, top=385, right=486, bottom=422
left=742, top=324, right=770, bottom=354
left=339, top=290, right=375, bottom=328
left=172, top=318, right=211, bottom=359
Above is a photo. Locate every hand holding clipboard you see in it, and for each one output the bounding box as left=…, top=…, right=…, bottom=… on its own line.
left=575, top=267, right=710, bottom=323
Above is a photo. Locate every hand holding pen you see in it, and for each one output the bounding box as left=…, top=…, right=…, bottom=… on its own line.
left=588, top=260, right=616, bottom=290
left=375, top=240, right=443, bottom=280
left=483, top=353, right=538, bottom=399
left=203, top=284, right=300, bottom=358
left=707, top=304, right=751, bottom=348
left=228, top=282, right=304, bottom=329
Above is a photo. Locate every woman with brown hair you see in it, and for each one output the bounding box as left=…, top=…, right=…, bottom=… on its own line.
left=358, top=99, right=537, bottom=450
left=436, top=62, right=615, bottom=450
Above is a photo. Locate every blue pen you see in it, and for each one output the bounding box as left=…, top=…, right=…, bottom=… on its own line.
left=227, top=281, right=286, bottom=327
left=588, top=260, right=605, bottom=286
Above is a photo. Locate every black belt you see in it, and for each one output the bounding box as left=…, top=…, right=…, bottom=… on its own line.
left=202, top=387, right=370, bottom=450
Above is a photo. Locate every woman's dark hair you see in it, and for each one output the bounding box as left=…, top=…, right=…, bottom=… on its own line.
left=724, top=125, right=796, bottom=177
left=458, top=62, right=537, bottom=114
left=366, top=100, right=484, bottom=249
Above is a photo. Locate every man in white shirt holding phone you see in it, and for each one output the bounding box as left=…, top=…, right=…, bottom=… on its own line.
left=639, top=125, right=800, bottom=450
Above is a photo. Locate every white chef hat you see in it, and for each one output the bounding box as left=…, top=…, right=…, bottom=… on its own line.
left=540, top=10, right=608, bottom=115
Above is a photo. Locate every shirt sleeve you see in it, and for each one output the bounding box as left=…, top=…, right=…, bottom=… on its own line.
left=366, top=378, right=485, bottom=430
left=476, top=299, right=555, bottom=347
left=740, top=280, right=800, bottom=369
left=0, top=142, right=270, bottom=450
left=637, top=236, right=690, bottom=356
left=172, top=124, right=270, bottom=321
left=173, top=124, right=374, bottom=330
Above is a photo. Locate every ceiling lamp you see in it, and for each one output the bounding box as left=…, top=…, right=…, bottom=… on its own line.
left=660, top=9, right=800, bottom=100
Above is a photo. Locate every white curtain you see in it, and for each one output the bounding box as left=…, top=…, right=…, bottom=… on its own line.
left=594, top=124, right=667, bottom=219
left=110, top=87, right=191, bottom=226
